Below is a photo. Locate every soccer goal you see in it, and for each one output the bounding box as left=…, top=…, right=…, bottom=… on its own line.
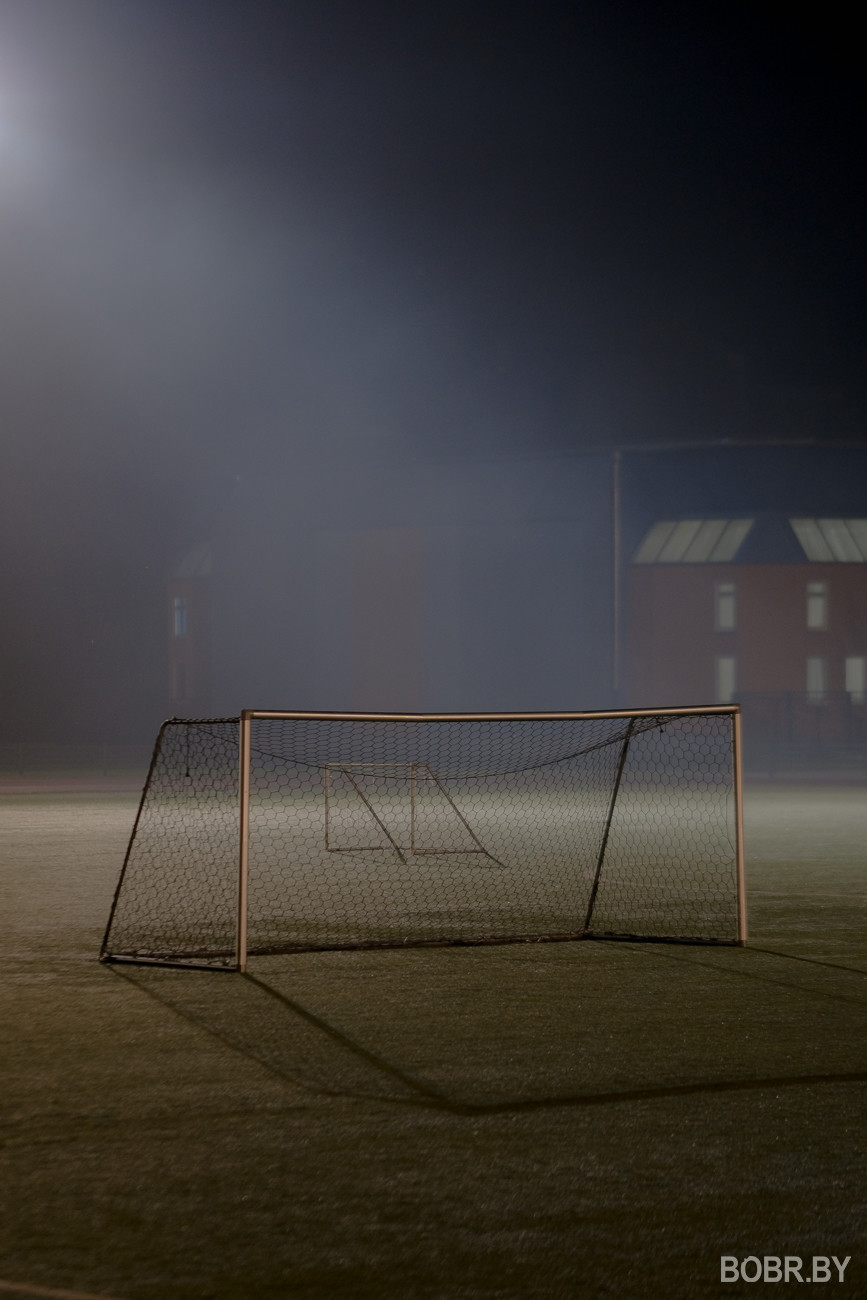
left=100, top=707, right=746, bottom=971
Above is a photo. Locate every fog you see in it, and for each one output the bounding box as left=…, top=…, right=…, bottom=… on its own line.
left=0, top=2, right=863, bottom=740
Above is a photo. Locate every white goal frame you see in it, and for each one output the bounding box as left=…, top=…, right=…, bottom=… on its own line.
left=234, top=706, right=746, bottom=973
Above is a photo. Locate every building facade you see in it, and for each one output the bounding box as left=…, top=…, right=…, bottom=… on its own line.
left=167, top=543, right=212, bottom=717
left=163, top=452, right=615, bottom=719
left=163, top=444, right=867, bottom=768
left=627, top=514, right=867, bottom=757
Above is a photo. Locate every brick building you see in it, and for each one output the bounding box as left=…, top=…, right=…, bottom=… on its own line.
left=627, top=513, right=867, bottom=755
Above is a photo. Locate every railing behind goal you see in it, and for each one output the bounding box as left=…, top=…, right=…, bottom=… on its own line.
left=100, top=707, right=745, bottom=971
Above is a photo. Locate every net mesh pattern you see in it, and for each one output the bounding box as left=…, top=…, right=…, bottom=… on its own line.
left=101, top=712, right=739, bottom=968
left=101, top=720, right=240, bottom=968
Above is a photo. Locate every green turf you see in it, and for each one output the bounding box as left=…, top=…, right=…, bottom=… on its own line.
left=0, top=787, right=864, bottom=1298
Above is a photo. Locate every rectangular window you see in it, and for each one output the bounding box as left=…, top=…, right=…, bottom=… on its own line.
left=716, top=655, right=736, bottom=704
left=806, top=581, right=827, bottom=630
left=845, top=656, right=866, bottom=705
left=715, top=582, right=736, bottom=631
left=806, top=656, right=826, bottom=703
left=173, top=596, right=188, bottom=638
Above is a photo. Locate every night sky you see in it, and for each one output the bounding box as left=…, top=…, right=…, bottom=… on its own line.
left=0, top=1, right=864, bottom=738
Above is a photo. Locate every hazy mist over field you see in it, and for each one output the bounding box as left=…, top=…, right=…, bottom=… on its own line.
left=0, top=2, right=864, bottom=740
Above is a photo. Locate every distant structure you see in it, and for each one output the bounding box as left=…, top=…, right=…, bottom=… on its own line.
left=617, top=444, right=867, bottom=767
left=162, top=453, right=614, bottom=718
left=627, top=514, right=867, bottom=753
left=164, top=442, right=867, bottom=768
left=167, top=543, right=212, bottom=716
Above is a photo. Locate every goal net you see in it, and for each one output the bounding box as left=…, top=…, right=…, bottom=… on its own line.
left=100, top=708, right=745, bottom=971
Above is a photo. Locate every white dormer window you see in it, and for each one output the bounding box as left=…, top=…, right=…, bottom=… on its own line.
left=791, top=519, right=867, bottom=561
left=634, top=519, right=753, bottom=564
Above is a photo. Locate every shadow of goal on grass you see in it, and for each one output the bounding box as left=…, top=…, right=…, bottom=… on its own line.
left=111, top=964, right=421, bottom=1104
left=111, top=965, right=867, bottom=1116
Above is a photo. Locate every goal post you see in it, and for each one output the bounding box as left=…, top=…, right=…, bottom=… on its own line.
left=100, top=706, right=746, bottom=972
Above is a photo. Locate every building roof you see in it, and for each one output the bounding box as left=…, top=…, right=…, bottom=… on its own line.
left=633, top=519, right=753, bottom=563
left=789, top=519, right=867, bottom=562
left=633, top=517, right=867, bottom=564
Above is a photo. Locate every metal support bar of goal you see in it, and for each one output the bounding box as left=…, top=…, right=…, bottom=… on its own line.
left=733, top=706, right=747, bottom=946
left=237, top=713, right=252, bottom=973
left=583, top=717, right=635, bottom=934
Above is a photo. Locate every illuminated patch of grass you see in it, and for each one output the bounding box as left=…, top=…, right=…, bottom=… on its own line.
left=0, top=788, right=864, bottom=1298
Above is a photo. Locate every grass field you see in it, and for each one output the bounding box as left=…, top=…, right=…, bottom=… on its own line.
left=0, top=786, right=865, bottom=1298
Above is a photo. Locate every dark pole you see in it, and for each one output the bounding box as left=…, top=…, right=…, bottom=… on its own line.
left=583, top=716, right=635, bottom=934
left=612, top=448, right=622, bottom=704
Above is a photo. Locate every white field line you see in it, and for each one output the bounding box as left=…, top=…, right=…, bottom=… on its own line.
left=0, top=1280, right=128, bottom=1300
